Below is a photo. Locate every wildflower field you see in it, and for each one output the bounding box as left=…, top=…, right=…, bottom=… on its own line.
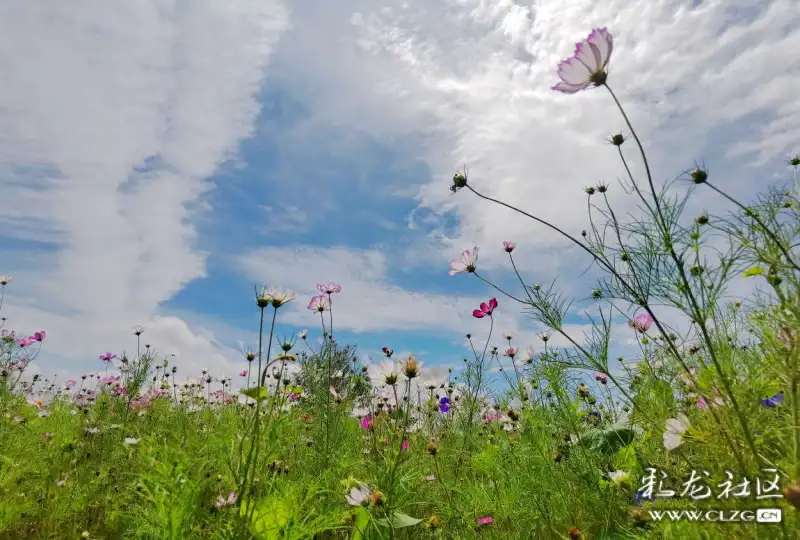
left=2, top=27, right=800, bottom=540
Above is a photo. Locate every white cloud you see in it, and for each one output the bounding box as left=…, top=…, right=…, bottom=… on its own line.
left=270, top=0, right=799, bottom=273
left=0, top=0, right=289, bottom=373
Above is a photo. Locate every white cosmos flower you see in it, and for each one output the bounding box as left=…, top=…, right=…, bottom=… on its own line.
left=609, top=470, right=631, bottom=485
left=663, top=414, right=690, bottom=451
left=448, top=247, right=478, bottom=276
left=345, top=483, right=371, bottom=506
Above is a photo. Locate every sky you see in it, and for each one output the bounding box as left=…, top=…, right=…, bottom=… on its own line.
left=0, top=0, right=798, bottom=389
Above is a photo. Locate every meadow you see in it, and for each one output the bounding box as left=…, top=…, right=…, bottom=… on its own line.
left=1, top=27, right=799, bottom=539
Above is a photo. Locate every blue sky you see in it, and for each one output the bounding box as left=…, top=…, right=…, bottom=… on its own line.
left=0, top=0, right=798, bottom=390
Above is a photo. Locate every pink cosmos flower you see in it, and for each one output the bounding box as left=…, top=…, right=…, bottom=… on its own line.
left=477, top=516, right=494, bottom=526
left=31, top=331, right=45, bottom=342
left=360, top=414, right=374, bottom=430
left=100, top=375, right=120, bottom=386
left=448, top=247, right=479, bottom=276
left=18, top=337, right=34, bottom=347
left=99, top=352, right=117, bottom=363
left=503, top=347, right=517, bottom=358
left=317, top=282, right=342, bottom=295
left=66, top=379, right=77, bottom=387
left=307, top=294, right=330, bottom=313
left=473, top=298, right=498, bottom=318
left=630, top=313, right=654, bottom=333
left=401, top=440, right=409, bottom=452
left=239, top=370, right=247, bottom=377
left=112, top=385, right=127, bottom=396
left=552, top=28, right=614, bottom=94
left=503, top=241, right=516, bottom=253
left=594, top=371, right=608, bottom=384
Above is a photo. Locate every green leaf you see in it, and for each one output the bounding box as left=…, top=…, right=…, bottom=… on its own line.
left=742, top=266, right=764, bottom=277
left=579, top=424, right=636, bottom=454
left=375, top=511, right=422, bottom=529
left=350, top=507, right=371, bottom=540
left=612, top=445, right=639, bottom=472
left=241, top=386, right=269, bottom=400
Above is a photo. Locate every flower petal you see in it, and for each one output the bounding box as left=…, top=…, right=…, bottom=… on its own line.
left=556, top=58, right=590, bottom=85
left=552, top=81, right=587, bottom=94
left=588, top=27, right=613, bottom=68
left=472, top=310, right=486, bottom=318
left=575, top=41, right=599, bottom=72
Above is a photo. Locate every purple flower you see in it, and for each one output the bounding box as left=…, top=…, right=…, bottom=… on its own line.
left=553, top=28, right=614, bottom=94
left=439, top=397, right=451, bottom=413
left=99, top=352, right=117, bottom=363
left=761, top=392, right=784, bottom=407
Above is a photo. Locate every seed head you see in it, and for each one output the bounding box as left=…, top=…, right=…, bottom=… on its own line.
left=584, top=186, right=595, bottom=195
left=695, top=215, right=708, bottom=225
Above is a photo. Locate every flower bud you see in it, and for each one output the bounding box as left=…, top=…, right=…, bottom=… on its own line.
left=695, top=215, right=708, bottom=225
left=610, top=134, right=625, bottom=146
left=370, top=490, right=385, bottom=506
left=426, top=440, right=438, bottom=456
left=403, top=354, right=419, bottom=378
left=689, top=168, right=707, bottom=184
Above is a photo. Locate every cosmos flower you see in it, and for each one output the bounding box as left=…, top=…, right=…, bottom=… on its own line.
left=629, top=313, right=654, bottom=333
left=477, top=516, right=494, bottom=526
left=594, top=371, right=608, bottom=384
left=473, top=298, right=498, bottom=319
left=345, top=483, right=372, bottom=506
left=552, top=28, right=614, bottom=94
left=307, top=294, right=330, bottom=313
left=31, top=331, right=45, bottom=342
left=298, top=329, right=308, bottom=339
left=448, top=247, right=479, bottom=276
left=99, top=352, right=117, bottom=363
left=215, top=491, right=237, bottom=508
left=239, top=370, right=247, bottom=377
left=502, top=241, right=516, bottom=253
left=317, top=282, right=342, bottom=295
left=360, top=414, right=374, bottom=431
left=663, top=414, right=690, bottom=451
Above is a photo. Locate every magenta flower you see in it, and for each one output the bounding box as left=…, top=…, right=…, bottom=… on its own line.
left=401, top=440, right=409, bottom=452
left=473, top=298, right=498, bottom=318
left=553, top=28, right=614, bottom=94
left=630, top=313, right=654, bottom=333
left=99, top=352, right=117, bottom=363
left=594, top=371, right=608, bottom=384
left=112, top=385, right=127, bottom=396
left=448, top=247, right=479, bottom=276
left=360, top=414, right=374, bottom=430
left=66, top=379, right=77, bottom=387
left=317, top=282, right=342, bottom=295
left=503, top=241, right=516, bottom=253
left=18, top=337, right=34, bottom=347
left=239, top=370, right=247, bottom=377
left=477, top=516, right=494, bottom=526
left=31, top=331, right=46, bottom=342
left=307, top=294, right=330, bottom=313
